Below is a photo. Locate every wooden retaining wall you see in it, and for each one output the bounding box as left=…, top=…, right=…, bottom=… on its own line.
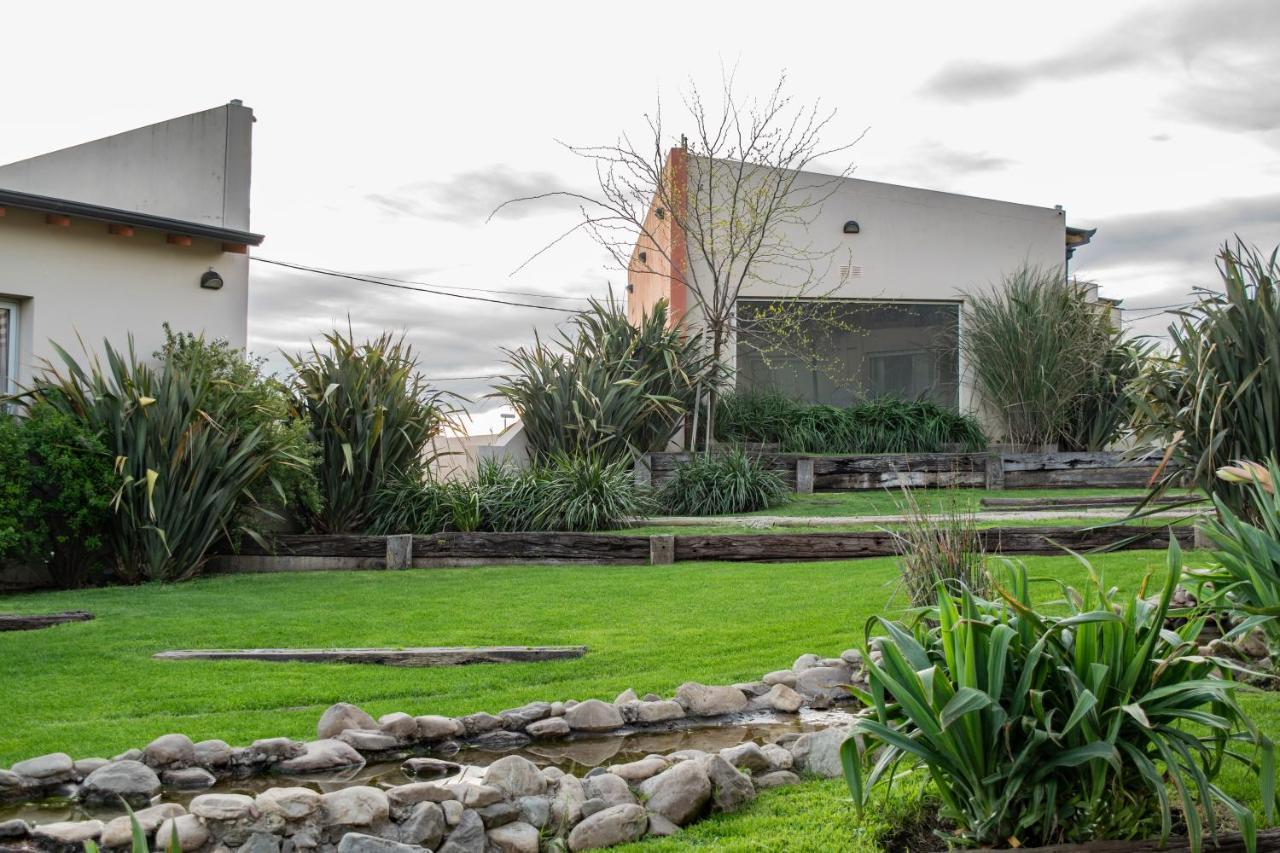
left=641, top=450, right=1167, bottom=493
left=208, top=526, right=1194, bottom=573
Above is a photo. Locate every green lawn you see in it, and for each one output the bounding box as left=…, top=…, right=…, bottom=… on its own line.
left=623, top=516, right=1197, bottom=536
left=736, top=487, right=1163, bottom=518
left=2, top=549, right=1273, bottom=851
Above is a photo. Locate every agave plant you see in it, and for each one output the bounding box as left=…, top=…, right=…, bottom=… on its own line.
left=842, top=541, right=1277, bottom=851
left=1133, top=241, right=1280, bottom=516
left=289, top=328, right=455, bottom=533
left=20, top=339, right=304, bottom=582
left=494, top=297, right=713, bottom=462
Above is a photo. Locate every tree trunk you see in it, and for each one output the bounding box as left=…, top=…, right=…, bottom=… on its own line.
left=705, top=327, right=724, bottom=453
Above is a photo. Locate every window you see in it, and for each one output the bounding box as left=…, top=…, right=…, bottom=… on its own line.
left=735, top=299, right=960, bottom=408
left=0, top=300, right=17, bottom=396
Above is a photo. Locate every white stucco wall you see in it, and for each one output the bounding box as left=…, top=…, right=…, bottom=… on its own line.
left=0, top=207, right=249, bottom=387
left=680, top=160, right=1069, bottom=424
left=0, top=103, right=253, bottom=230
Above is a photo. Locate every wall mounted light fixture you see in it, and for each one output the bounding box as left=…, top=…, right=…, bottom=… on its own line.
left=200, top=270, right=224, bottom=290
left=843, top=220, right=861, bottom=234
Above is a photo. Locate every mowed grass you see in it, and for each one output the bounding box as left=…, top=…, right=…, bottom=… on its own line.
left=738, top=488, right=1164, bottom=518
left=0, top=551, right=1179, bottom=766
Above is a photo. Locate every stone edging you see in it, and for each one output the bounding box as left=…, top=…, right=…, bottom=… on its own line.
left=0, top=650, right=871, bottom=853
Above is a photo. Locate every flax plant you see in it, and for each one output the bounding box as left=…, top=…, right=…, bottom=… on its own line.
left=843, top=541, right=1278, bottom=851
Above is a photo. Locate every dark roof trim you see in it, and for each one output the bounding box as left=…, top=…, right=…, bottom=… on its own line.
left=1065, top=225, right=1096, bottom=260
left=0, top=187, right=264, bottom=246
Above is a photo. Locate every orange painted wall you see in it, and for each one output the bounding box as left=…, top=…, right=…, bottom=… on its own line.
left=626, top=147, right=687, bottom=328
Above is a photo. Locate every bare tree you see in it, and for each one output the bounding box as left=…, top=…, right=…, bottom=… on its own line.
left=495, top=70, right=864, bottom=448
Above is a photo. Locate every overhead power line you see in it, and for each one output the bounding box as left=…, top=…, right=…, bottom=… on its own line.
left=252, top=257, right=583, bottom=313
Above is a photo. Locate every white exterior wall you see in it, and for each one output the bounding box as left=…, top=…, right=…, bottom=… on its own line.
left=0, top=102, right=254, bottom=388
left=682, top=164, right=1067, bottom=423
left=0, top=208, right=248, bottom=386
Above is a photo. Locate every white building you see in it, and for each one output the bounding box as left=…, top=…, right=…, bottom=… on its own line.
left=0, top=101, right=262, bottom=394
left=626, top=149, right=1096, bottom=425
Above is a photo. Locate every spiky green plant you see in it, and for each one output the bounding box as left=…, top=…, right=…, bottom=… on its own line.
left=289, top=328, right=454, bottom=533
left=888, top=485, right=988, bottom=608
left=494, top=298, right=713, bottom=462
left=20, top=339, right=304, bottom=582
left=961, top=266, right=1131, bottom=448
left=657, top=447, right=788, bottom=516
left=842, top=541, right=1277, bottom=851
left=714, top=392, right=986, bottom=454
left=1132, top=241, right=1280, bottom=516
left=1189, top=458, right=1280, bottom=655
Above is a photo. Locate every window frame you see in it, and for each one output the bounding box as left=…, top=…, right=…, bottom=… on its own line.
left=0, top=299, right=18, bottom=397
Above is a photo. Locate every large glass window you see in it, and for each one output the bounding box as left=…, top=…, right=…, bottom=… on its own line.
left=0, top=300, right=15, bottom=396
left=735, top=300, right=960, bottom=408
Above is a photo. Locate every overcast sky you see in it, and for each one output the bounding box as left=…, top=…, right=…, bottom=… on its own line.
left=4, top=0, right=1278, bottom=429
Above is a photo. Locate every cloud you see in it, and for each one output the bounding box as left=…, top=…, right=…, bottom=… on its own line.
left=915, top=142, right=1013, bottom=175
left=366, top=166, right=590, bottom=223
left=920, top=0, right=1280, bottom=132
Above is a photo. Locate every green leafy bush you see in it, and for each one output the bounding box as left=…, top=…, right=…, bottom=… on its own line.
left=843, top=541, right=1277, bottom=851
left=0, top=405, right=114, bottom=588
left=1191, top=458, right=1280, bottom=655
left=1133, top=242, right=1280, bottom=516
left=22, top=339, right=309, bottom=582
left=889, top=486, right=988, bottom=608
left=495, top=298, right=712, bottom=462
left=715, top=392, right=986, bottom=454
left=370, top=455, right=646, bottom=533
left=657, top=448, right=788, bottom=516
left=289, top=328, right=454, bottom=533
left=961, top=265, right=1133, bottom=449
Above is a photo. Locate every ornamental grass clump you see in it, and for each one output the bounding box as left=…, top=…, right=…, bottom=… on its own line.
left=842, top=541, right=1278, bottom=852
left=289, top=328, right=454, bottom=533
left=657, top=448, right=788, bottom=516
left=888, top=485, right=988, bottom=609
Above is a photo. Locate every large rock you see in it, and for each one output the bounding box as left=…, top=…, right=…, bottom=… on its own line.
left=516, top=796, right=550, bottom=829
left=190, top=792, right=258, bottom=821
left=143, top=734, right=197, bottom=769
left=498, top=702, right=551, bottom=730
left=378, top=712, right=420, bottom=742
left=551, top=774, right=586, bottom=831
left=80, top=760, right=162, bottom=807
left=415, top=715, right=464, bottom=741
left=277, top=739, right=365, bottom=774
left=755, top=770, right=801, bottom=790
left=703, top=755, right=755, bottom=813
left=100, top=804, right=185, bottom=847
left=582, top=773, right=635, bottom=807
left=761, top=743, right=794, bottom=771
left=792, top=653, right=820, bottom=672
left=162, top=767, right=216, bottom=789
left=459, top=712, right=504, bottom=736
left=155, top=815, right=210, bottom=852
left=606, top=757, right=668, bottom=783
left=321, top=786, right=390, bottom=826
left=468, top=730, right=531, bottom=751
left=239, top=832, right=281, bottom=853
left=401, top=757, right=461, bottom=779
left=193, top=739, right=232, bottom=768
left=566, top=804, right=648, bottom=851
left=11, top=752, right=74, bottom=782
left=763, top=683, right=804, bottom=713
left=637, top=760, right=711, bottom=826
left=761, top=669, right=797, bottom=688
left=525, top=717, right=570, bottom=738
left=337, top=729, right=402, bottom=752
left=484, top=755, right=546, bottom=798
left=790, top=727, right=850, bottom=778
left=256, top=786, right=322, bottom=821
left=318, top=703, right=378, bottom=739
left=633, top=700, right=685, bottom=723
left=564, top=699, right=624, bottom=733
left=677, top=682, right=748, bottom=717
left=450, top=783, right=503, bottom=808
left=398, top=801, right=445, bottom=847
left=720, top=743, right=770, bottom=772
left=487, top=820, right=539, bottom=853
left=0, top=819, right=29, bottom=841
left=386, top=782, right=456, bottom=807
left=795, top=666, right=852, bottom=701
left=337, top=832, right=428, bottom=853
left=33, top=820, right=103, bottom=846
left=437, top=809, right=485, bottom=853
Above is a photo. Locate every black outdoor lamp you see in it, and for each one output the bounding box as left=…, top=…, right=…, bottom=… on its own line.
left=843, top=220, right=861, bottom=234
left=200, top=269, right=224, bottom=290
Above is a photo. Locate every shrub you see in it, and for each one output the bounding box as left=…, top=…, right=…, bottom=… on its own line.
left=0, top=405, right=114, bottom=588
left=961, top=265, right=1132, bottom=448
left=657, top=448, right=788, bottom=516
left=155, top=326, right=319, bottom=523
left=495, top=298, right=712, bottom=462
left=369, top=455, right=646, bottom=533
left=1190, top=458, right=1280, bottom=655
left=22, top=339, right=307, bottom=582
left=888, top=486, right=987, bottom=609
left=842, top=541, right=1277, bottom=851
left=715, top=392, right=986, bottom=454
left=289, top=328, right=454, bottom=533
left=1132, top=241, right=1280, bottom=516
